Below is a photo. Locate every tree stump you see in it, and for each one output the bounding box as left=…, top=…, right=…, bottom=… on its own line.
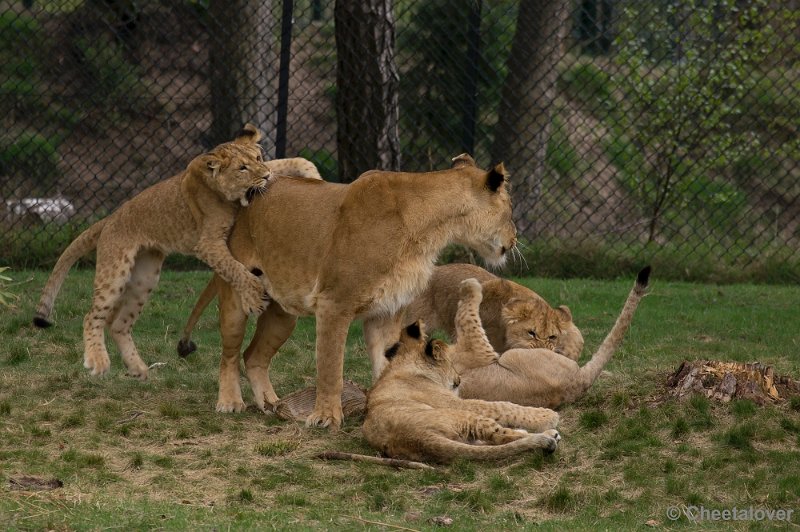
left=666, top=360, right=800, bottom=404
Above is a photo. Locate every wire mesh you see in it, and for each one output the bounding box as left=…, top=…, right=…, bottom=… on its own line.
left=0, top=0, right=797, bottom=280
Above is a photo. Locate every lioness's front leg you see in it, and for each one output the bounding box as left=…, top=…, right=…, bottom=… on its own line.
left=307, top=302, right=353, bottom=429
left=243, top=303, right=298, bottom=412
left=216, top=280, right=248, bottom=413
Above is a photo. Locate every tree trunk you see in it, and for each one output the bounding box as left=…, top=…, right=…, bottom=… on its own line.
left=334, top=0, right=401, bottom=182
left=208, top=1, right=278, bottom=155
left=491, top=0, right=569, bottom=238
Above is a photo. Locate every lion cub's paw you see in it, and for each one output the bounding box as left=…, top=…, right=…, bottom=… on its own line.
left=458, top=278, right=483, bottom=302
left=84, top=351, right=111, bottom=376
left=240, top=276, right=269, bottom=315
left=543, top=428, right=561, bottom=443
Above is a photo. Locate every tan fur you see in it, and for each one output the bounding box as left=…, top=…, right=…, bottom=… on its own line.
left=207, top=154, right=517, bottom=429
left=457, top=267, right=651, bottom=408
left=362, top=279, right=560, bottom=463
left=363, top=263, right=584, bottom=381
left=33, top=124, right=320, bottom=379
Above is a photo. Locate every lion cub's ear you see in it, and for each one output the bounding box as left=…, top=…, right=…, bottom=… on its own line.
left=451, top=153, right=476, bottom=168
left=404, top=321, right=424, bottom=340
left=500, top=298, right=526, bottom=325
left=234, top=123, right=262, bottom=144
left=556, top=305, right=573, bottom=323
left=424, top=339, right=448, bottom=362
left=189, top=154, right=222, bottom=179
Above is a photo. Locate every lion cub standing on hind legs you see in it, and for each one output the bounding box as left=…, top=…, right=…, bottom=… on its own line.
left=33, top=124, right=321, bottom=380
left=363, top=278, right=561, bottom=463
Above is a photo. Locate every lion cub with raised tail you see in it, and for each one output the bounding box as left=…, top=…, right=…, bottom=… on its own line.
left=33, top=125, right=319, bottom=380
left=363, top=279, right=561, bottom=463
left=458, top=267, right=650, bottom=408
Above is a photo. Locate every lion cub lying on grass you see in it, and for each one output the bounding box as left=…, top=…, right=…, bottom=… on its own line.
left=457, top=267, right=651, bottom=408
left=363, top=279, right=561, bottom=463
left=33, top=125, right=320, bottom=380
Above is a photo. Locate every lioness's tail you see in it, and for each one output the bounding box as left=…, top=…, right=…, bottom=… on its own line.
left=33, top=219, right=108, bottom=328
left=569, top=266, right=650, bottom=400
left=176, top=276, right=219, bottom=357
left=425, top=432, right=558, bottom=462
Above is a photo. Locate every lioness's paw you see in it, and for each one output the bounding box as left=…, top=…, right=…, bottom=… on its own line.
left=216, top=399, right=246, bottom=413
left=459, top=278, right=483, bottom=301
left=305, top=406, right=343, bottom=430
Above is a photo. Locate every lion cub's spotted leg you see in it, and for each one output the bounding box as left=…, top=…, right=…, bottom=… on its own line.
left=460, top=399, right=560, bottom=433
left=216, top=281, right=248, bottom=413
left=195, top=237, right=266, bottom=317
left=108, top=249, right=165, bottom=380
left=453, top=278, right=498, bottom=370
left=242, top=303, right=298, bottom=411
left=468, top=415, right=534, bottom=445
left=82, top=242, right=137, bottom=376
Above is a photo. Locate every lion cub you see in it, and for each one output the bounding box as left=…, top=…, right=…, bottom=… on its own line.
left=363, top=279, right=561, bottom=463
left=365, top=263, right=585, bottom=381
left=458, top=267, right=650, bottom=408
left=33, top=125, right=317, bottom=379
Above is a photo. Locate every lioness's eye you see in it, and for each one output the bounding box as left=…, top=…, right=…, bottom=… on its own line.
left=549, top=335, right=557, bottom=341
left=528, top=330, right=537, bottom=338
left=240, top=165, right=247, bottom=171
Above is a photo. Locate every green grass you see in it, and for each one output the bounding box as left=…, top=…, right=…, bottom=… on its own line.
left=0, top=269, right=799, bottom=529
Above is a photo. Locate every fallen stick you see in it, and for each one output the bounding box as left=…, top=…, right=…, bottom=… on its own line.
left=316, top=451, right=434, bottom=470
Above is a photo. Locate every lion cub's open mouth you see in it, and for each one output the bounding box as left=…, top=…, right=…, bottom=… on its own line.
left=243, top=179, right=268, bottom=206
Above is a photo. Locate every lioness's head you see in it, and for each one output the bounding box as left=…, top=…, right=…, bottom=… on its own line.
left=501, top=299, right=575, bottom=352
left=383, top=321, right=460, bottom=390
left=188, top=124, right=271, bottom=206
left=449, top=154, right=517, bottom=268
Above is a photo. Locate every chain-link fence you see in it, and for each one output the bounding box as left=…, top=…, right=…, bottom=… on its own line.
left=1, top=0, right=798, bottom=281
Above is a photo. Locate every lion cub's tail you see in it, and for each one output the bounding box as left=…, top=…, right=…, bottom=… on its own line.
left=425, top=432, right=558, bottom=462
left=571, top=266, right=650, bottom=398
left=33, top=219, right=107, bottom=328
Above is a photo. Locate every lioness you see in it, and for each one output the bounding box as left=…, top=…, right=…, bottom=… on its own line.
left=457, top=267, right=650, bottom=408
left=363, top=263, right=584, bottom=381
left=33, top=125, right=319, bottom=379
left=208, top=154, right=516, bottom=429
left=363, top=279, right=561, bottom=463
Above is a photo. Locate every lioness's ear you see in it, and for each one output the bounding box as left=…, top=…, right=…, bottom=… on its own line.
left=451, top=153, right=476, bottom=168
left=234, top=123, right=262, bottom=144
left=556, top=305, right=573, bottom=322
left=193, top=154, right=222, bottom=178
left=424, top=339, right=447, bottom=361
left=486, top=162, right=506, bottom=192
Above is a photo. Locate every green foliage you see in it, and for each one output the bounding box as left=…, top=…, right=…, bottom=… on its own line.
left=0, top=267, right=18, bottom=308
left=397, top=1, right=516, bottom=165
left=298, top=148, right=338, bottom=182
left=0, top=131, right=61, bottom=189
left=74, top=37, right=152, bottom=113
left=613, top=0, right=775, bottom=242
